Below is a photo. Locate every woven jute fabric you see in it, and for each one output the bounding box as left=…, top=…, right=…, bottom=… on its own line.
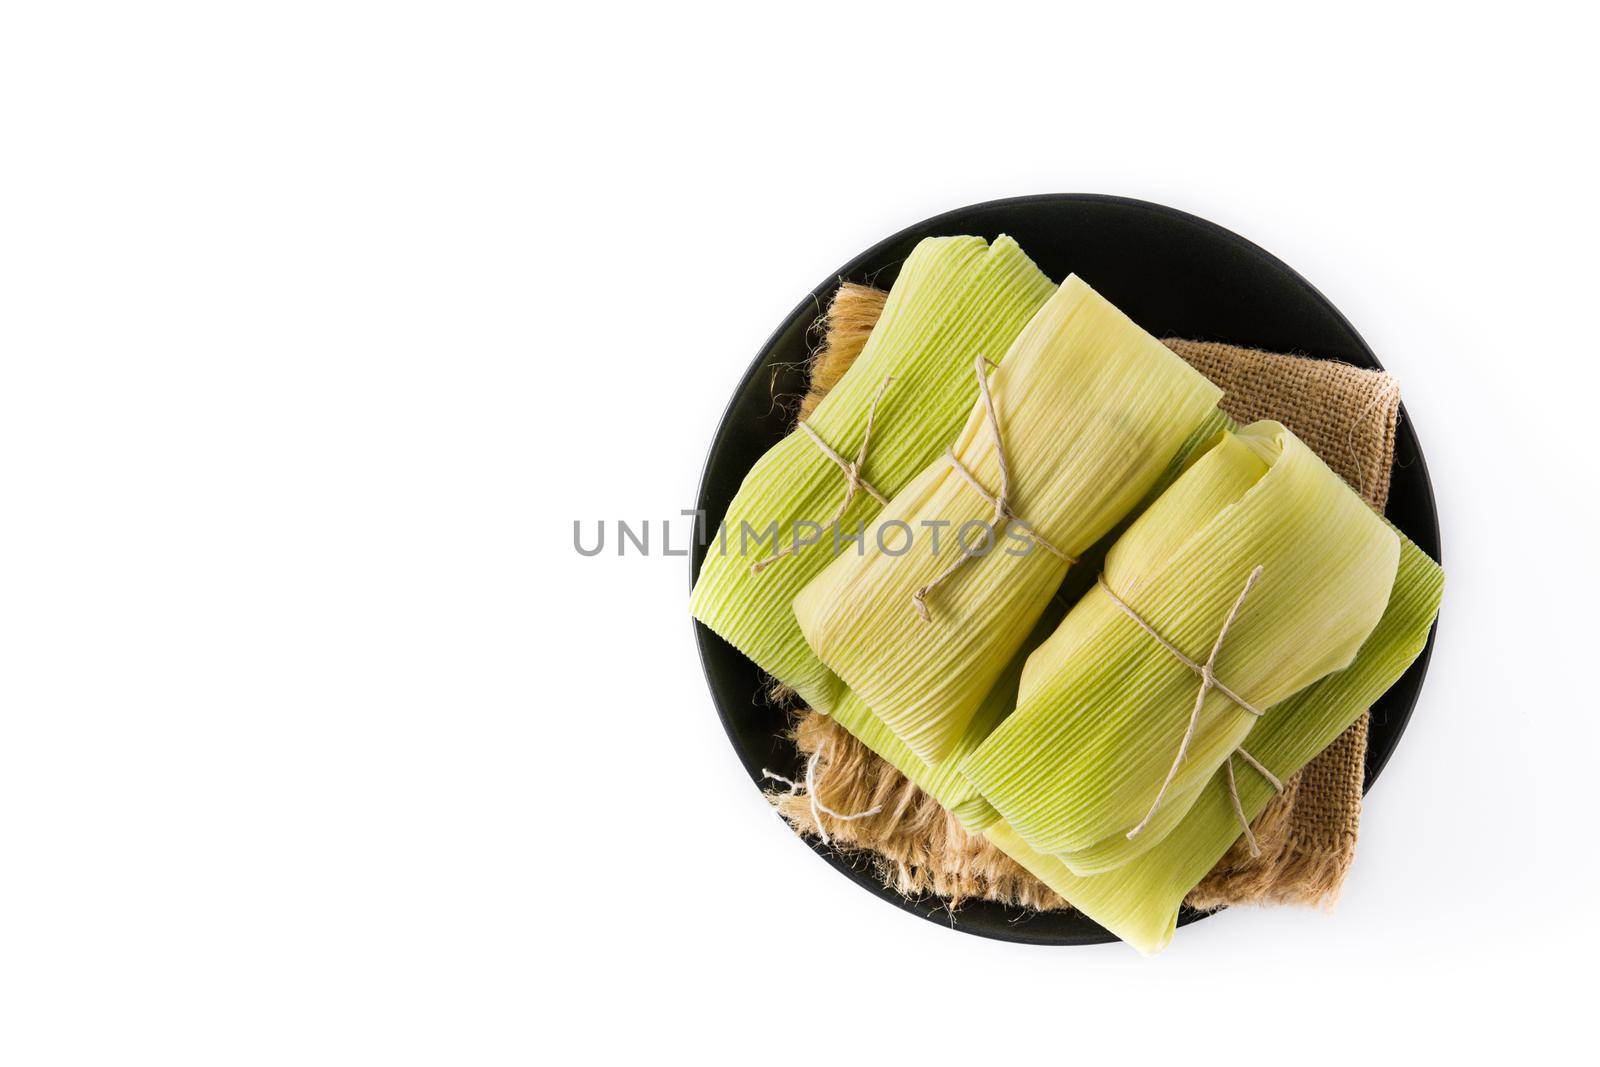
left=772, top=283, right=1402, bottom=911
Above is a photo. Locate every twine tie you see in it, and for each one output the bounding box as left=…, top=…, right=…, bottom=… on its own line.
left=751, top=376, right=894, bottom=575
left=912, top=355, right=1073, bottom=621
left=1098, top=565, right=1283, bottom=850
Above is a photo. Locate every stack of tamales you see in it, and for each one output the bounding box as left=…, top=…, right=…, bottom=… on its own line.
left=691, top=235, right=1443, bottom=954
left=792, top=275, right=1225, bottom=763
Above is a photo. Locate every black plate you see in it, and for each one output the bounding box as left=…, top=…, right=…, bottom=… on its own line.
left=690, top=194, right=1441, bottom=946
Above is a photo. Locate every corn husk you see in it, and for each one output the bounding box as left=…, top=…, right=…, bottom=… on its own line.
left=960, top=423, right=1400, bottom=870
left=689, top=236, right=1054, bottom=711
left=793, top=276, right=1225, bottom=763
left=981, top=530, right=1443, bottom=953
left=827, top=679, right=1008, bottom=830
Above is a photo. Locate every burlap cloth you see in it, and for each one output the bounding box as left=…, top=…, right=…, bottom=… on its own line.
left=772, top=283, right=1402, bottom=911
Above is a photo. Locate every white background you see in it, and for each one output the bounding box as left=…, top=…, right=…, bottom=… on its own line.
left=2, top=2, right=1596, bottom=1063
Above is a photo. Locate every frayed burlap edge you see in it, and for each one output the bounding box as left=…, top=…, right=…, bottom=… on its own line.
left=767, top=282, right=1401, bottom=912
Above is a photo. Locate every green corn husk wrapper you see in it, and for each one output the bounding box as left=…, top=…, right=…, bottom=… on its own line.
left=689, top=235, right=1054, bottom=711
left=794, top=276, right=1225, bottom=763
left=982, top=530, right=1443, bottom=954
left=961, top=422, right=1400, bottom=870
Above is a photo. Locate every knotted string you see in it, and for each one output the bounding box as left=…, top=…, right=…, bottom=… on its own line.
left=1098, top=566, right=1282, bottom=844
left=750, top=376, right=894, bottom=575
left=1224, top=748, right=1284, bottom=857
left=912, top=355, right=1074, bottom=621
left=763, top=743, right=882, bottom=847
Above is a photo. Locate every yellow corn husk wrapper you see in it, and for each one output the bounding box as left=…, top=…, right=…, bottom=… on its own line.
left=793, top=276, right=1224, bottom=763
left=689, top=236, right=1055, bottom=711
left=982, top=530, right=1443, bottom=953
left=961, top=423, right=1400, bottom=870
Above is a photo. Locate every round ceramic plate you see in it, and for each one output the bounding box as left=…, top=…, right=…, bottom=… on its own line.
left=690, top=194, right=1441, bottom=946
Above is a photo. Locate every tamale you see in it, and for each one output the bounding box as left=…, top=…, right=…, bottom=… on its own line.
left=981, top=531, right=1443, bottom=953
left=689, top=235, right=1054, bottom=711
left=961, top=423, right=1400, bottom=869
left=793, top=276, right=1224, bottom=763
